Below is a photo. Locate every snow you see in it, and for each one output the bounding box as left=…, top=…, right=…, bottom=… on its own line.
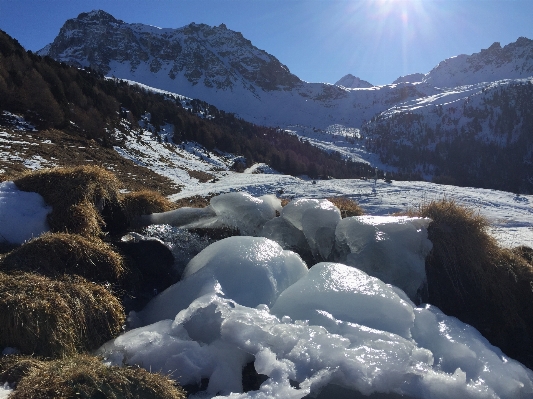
left=0, top=181, right=51, bottom=244
left=0, top=384, right=11, bottom=399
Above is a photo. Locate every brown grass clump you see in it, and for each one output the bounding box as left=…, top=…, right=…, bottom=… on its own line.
left=0, top=232, right=125, bottom=284
left=13, top=165, right=122, bottom=237
left=0, top=355, right=45, bottom=387
left=415, top=199, right=533, bottom=368
left=327, top=197, right=364, bottom=217
left=280, top=198, right=290, bottom=207
left=1, top=354, right=186, bottom=399
left=0, top=272, right=125, bottom=357
left=174, top=194, right=214, bottom=209
left=121, top=190, right=178, bottom=223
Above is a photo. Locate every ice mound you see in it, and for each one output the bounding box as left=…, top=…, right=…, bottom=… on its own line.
left=262, top=198, right=341, bottom=261
left=137, top=236, right=307, bottom=325
left=0, top=181, right=51, bottom=244
left=335, top=216, right=432, bottom=300
left=271, top=262, right=415, bottom=339
left=139, top=206, right=217, bottom=229
left=210, top=193, right=281, bottom=235
left=99, top=261, right=533, bottom=398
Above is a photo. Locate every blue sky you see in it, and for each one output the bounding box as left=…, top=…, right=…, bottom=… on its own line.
left=1, top=0, right=532, bottom=85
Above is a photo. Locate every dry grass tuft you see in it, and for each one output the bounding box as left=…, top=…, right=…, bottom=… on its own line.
left=121, top=190, right=178, bottom=223
left=174, top=194, right=214, bottom=209
left=0, top=272, right=125, bottom=357
left=415, top=199, right=533, bottom=368
left=0, top=356, right=45, bottom=388
left=327, top=197, right=364, bottom=217
left=0, top=232, right=125, bottom=284
left=280, top=198, right=290, bottom=207
left=13, top=165, right=122, bottom=237
left=1, top=354, right=186, bottom=399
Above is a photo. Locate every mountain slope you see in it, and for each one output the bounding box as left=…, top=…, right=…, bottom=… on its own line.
left=422, top=38, right=533, bottom=88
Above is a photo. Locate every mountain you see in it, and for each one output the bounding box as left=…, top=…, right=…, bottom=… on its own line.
left=38, top=10, right=435, bottom=129
left=422, top=38, right=533, bottom=88
left=39, top=11, right=533, bottom=134
left=0, top=29, right=377, bottom=184
left=334, top=74, right=373, bottom=88
left=393, top=73, right=425, bottom=84
left=38, top=10, right=301, bottom=93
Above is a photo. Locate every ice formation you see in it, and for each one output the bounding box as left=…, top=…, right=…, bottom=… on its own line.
left=99, top=259, right=533, bottom=399
left=0, top=181, right=51, bottom=244
left=139, top=192, right=281, bottom=235
left=136, top=236, right=307, bottom=326
left=335, top=216, right=433, bottom=300
left=261, top=198, right=341, bottom=261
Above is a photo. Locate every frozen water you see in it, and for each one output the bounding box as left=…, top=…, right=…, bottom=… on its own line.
left=99, top=261, right=533, bottom=398
left=334, top=216, right=433, bottom=301
left=271, top=262, right=415, bottom=339
left=209, top=193, right=281, bottom=236
left=301, top=201, right=341, bottom=260
left=139, top=205, right=217, bottom=229
left=137, top=236, right=307, bottom=325
left=260, top=216, right=309, bottom=258
left=0, top=181, right=51, bottom=244
left=139, top=192, right=281, bottom=236
left=262, top=198, right=341, bottom=262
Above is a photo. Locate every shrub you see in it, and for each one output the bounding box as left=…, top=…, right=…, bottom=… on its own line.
left=0, top=272, right=125, bottom=357
left=416, top=199, right=533, bottom=368
left=0, top=232, right=125, bottom=284
left=0, top=354, right=186, bottom=399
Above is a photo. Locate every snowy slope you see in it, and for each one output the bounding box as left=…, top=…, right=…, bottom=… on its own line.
left=423, top=38, right=533, bottom=88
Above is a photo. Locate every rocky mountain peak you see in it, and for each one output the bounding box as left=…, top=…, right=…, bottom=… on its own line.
left=423, top=36, right=533, bottom=88
left=335, top=74, right=373, bottom=88
left=38, top=10, right=301, bottom=93
left=77, top=9, right=119, bottom=23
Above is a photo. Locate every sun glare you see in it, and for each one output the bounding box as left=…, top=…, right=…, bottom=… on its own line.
left=341, top=0, right=438, bottom=82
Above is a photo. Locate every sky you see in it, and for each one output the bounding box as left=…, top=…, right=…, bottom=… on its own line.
left=1, top=0, right=533, bottom=85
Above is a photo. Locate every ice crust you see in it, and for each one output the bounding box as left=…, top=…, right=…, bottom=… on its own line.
left=99, top=258, right=533, bottom=399
left=0, top=181, right=51, bottom=244
left=261, top=198, right=341, bottom=262
left=271, top=263, right=415, bottom=339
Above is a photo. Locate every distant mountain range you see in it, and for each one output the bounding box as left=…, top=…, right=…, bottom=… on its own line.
left=32, top=10, right=533, bottom=192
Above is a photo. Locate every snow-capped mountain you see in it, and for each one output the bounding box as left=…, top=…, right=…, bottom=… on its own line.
left=38, top=10, right=438, bottom=129
left=334, top=74, right=373, bottom=88
left=422, top=38, right=533, bottom=88
left=39, top=11, right=533, bottom=133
